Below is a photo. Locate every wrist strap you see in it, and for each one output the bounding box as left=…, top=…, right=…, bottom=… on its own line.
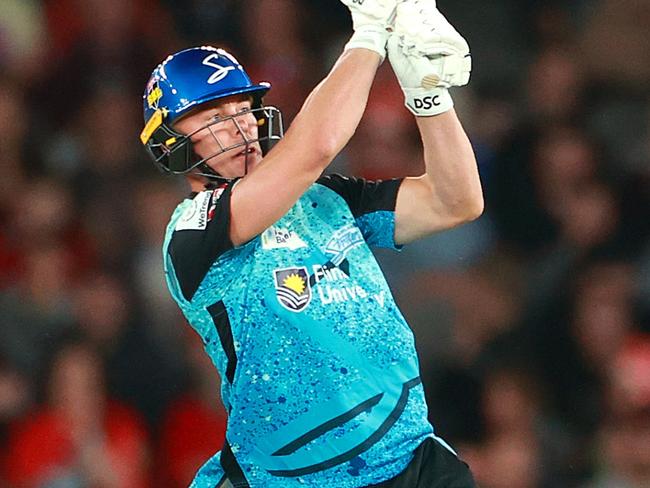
left=344, top=27, right=389, bottom=61
left=404, top=87, right=453, bottom=116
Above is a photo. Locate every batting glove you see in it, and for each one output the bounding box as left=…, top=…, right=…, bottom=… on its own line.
left=340, top=0, right=403, bottom=60
left=394, top=1, right=470, bottom=59
left=388, top=1, right=471, bottom=116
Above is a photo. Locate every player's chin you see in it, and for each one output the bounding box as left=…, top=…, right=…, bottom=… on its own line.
left=217, top=150, right=260, bottom=178
left=234, top=148, right=262, bottom=173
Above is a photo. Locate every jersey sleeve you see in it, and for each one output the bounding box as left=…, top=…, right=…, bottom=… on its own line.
left=317, top=173, right=404, bottom=249
left=167, top=183, right=235, bottom=301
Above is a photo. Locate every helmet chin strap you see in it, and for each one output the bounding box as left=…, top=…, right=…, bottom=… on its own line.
left=195, top=164, right=233, bottom=189
left=243, top=146, right=251, bottom=176
left=198, top=162, right=221, bottom=179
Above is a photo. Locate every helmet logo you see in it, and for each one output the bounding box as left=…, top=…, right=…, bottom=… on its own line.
left=147, top=84, right=163, bottom=109
left=202, top=53, right=236, bottom=84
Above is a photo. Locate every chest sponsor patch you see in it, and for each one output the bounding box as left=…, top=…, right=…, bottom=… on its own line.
left=261, top=226, right=307, bottom=250
left=175, top=191, right=212, bottom=231
left=274, top=267, right=311, bottom=312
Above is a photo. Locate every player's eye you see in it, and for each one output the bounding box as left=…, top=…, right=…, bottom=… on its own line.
left=206, top=113, right=220, bottom=123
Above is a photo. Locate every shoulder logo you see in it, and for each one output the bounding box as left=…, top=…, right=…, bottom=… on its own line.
left=175, top=191, right=212, bottom=231
left=207, top=186, right=227, bottom=221
left=274, top=267, right=311, bottom=312
left=202, top=53, right=236, bottom=84
left=325, top=224, right=364, bottom=265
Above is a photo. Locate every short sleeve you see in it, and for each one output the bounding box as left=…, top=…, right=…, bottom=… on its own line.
left=317, top=174, right=404, bottom=249
left=167, top=182, right=235, bottom=301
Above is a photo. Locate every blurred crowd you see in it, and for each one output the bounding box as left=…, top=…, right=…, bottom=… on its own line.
left=0, top=0, right=648, bottom=487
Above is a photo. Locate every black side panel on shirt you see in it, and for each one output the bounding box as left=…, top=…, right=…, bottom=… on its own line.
left=168, top=183, right=235, bottom=301
left=367, top=437, right=477, bottom=487
left=220, top=441, right=250, bottom=488
left=317, top=174, right=403, bottom=218
left=207, top=301, right=237, bottom=385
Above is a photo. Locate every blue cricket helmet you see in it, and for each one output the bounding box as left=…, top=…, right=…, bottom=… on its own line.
left=140, top=46, right=281, bottom=176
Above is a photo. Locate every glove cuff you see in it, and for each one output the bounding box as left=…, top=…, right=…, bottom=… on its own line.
left=344, top=27, right=390, bottom=61
left=403, top=87, right=453, bottom=116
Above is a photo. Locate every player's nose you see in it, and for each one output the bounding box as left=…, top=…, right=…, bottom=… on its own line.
left=230, top=115, right=255, bottom=140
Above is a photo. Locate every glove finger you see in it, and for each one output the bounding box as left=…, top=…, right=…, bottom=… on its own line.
left=395, top=3, right=470, bottom=54
left=340, top=0, right=399, bottom=26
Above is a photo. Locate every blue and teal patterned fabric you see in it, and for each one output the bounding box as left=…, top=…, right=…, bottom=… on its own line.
left=162, top=176, right=442, bottom=487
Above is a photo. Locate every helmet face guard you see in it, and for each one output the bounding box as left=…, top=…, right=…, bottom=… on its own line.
left=140, top=46, right=284, bottom=178
left=142, top=105, right=283, bottom=177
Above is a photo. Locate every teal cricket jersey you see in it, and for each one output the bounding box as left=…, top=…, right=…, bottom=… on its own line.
left=162, top=174, right=442, bottom=487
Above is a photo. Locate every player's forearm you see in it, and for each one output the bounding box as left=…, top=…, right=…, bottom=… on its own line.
left=287, top=48, right=381, bottom=164
left=225, top=49, right=381, bottom=246
left=417, top=110, right=484, bottom=221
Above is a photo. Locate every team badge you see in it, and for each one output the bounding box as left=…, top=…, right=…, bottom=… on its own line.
left=202, top=53, right=237, bottom=84
left=274, top=267, right=311, bottom=312
left=325, top=224, right=364, bottom=265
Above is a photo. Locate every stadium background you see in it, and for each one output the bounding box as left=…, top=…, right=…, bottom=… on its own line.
left=0, top=0, right=649, bottom=486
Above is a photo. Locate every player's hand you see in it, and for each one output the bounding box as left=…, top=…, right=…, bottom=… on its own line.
left=340, top=0, right=403, bottom=60
left=388, top=1, right=471, bottom=116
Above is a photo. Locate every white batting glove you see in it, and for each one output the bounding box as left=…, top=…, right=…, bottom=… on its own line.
left=394, top=1, right=470, bottom=59
left=388, top=1, right=471, bottom=116
left=340, top=0, right=402, bottom=60
left=387, top=36, right=451, bottom=116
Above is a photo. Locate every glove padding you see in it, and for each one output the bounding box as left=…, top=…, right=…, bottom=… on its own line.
left=394, top=1, right=470, bottom=57
left=387, top=36, right=453, bottom=116
left=340, top=0, right=402, bottom=60
left=388, top=1, right=471, bottom=116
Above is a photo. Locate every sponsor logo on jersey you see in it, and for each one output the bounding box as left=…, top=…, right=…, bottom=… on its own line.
left=175, top=191, right=212, bottom=231
left=311, top=263, right=386, bottom=307
left=312, top=263, right=348, bottom=283
left=261, top=226, right=307, bottom=250
left=325, top=224, right=364, bottom=265
left=274, top=267, right=311, bottom=312
left=318, top=282, right=369, bottom=305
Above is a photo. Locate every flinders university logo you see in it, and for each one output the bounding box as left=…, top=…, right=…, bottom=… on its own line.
left=274, top=267, right=311, bottom=312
